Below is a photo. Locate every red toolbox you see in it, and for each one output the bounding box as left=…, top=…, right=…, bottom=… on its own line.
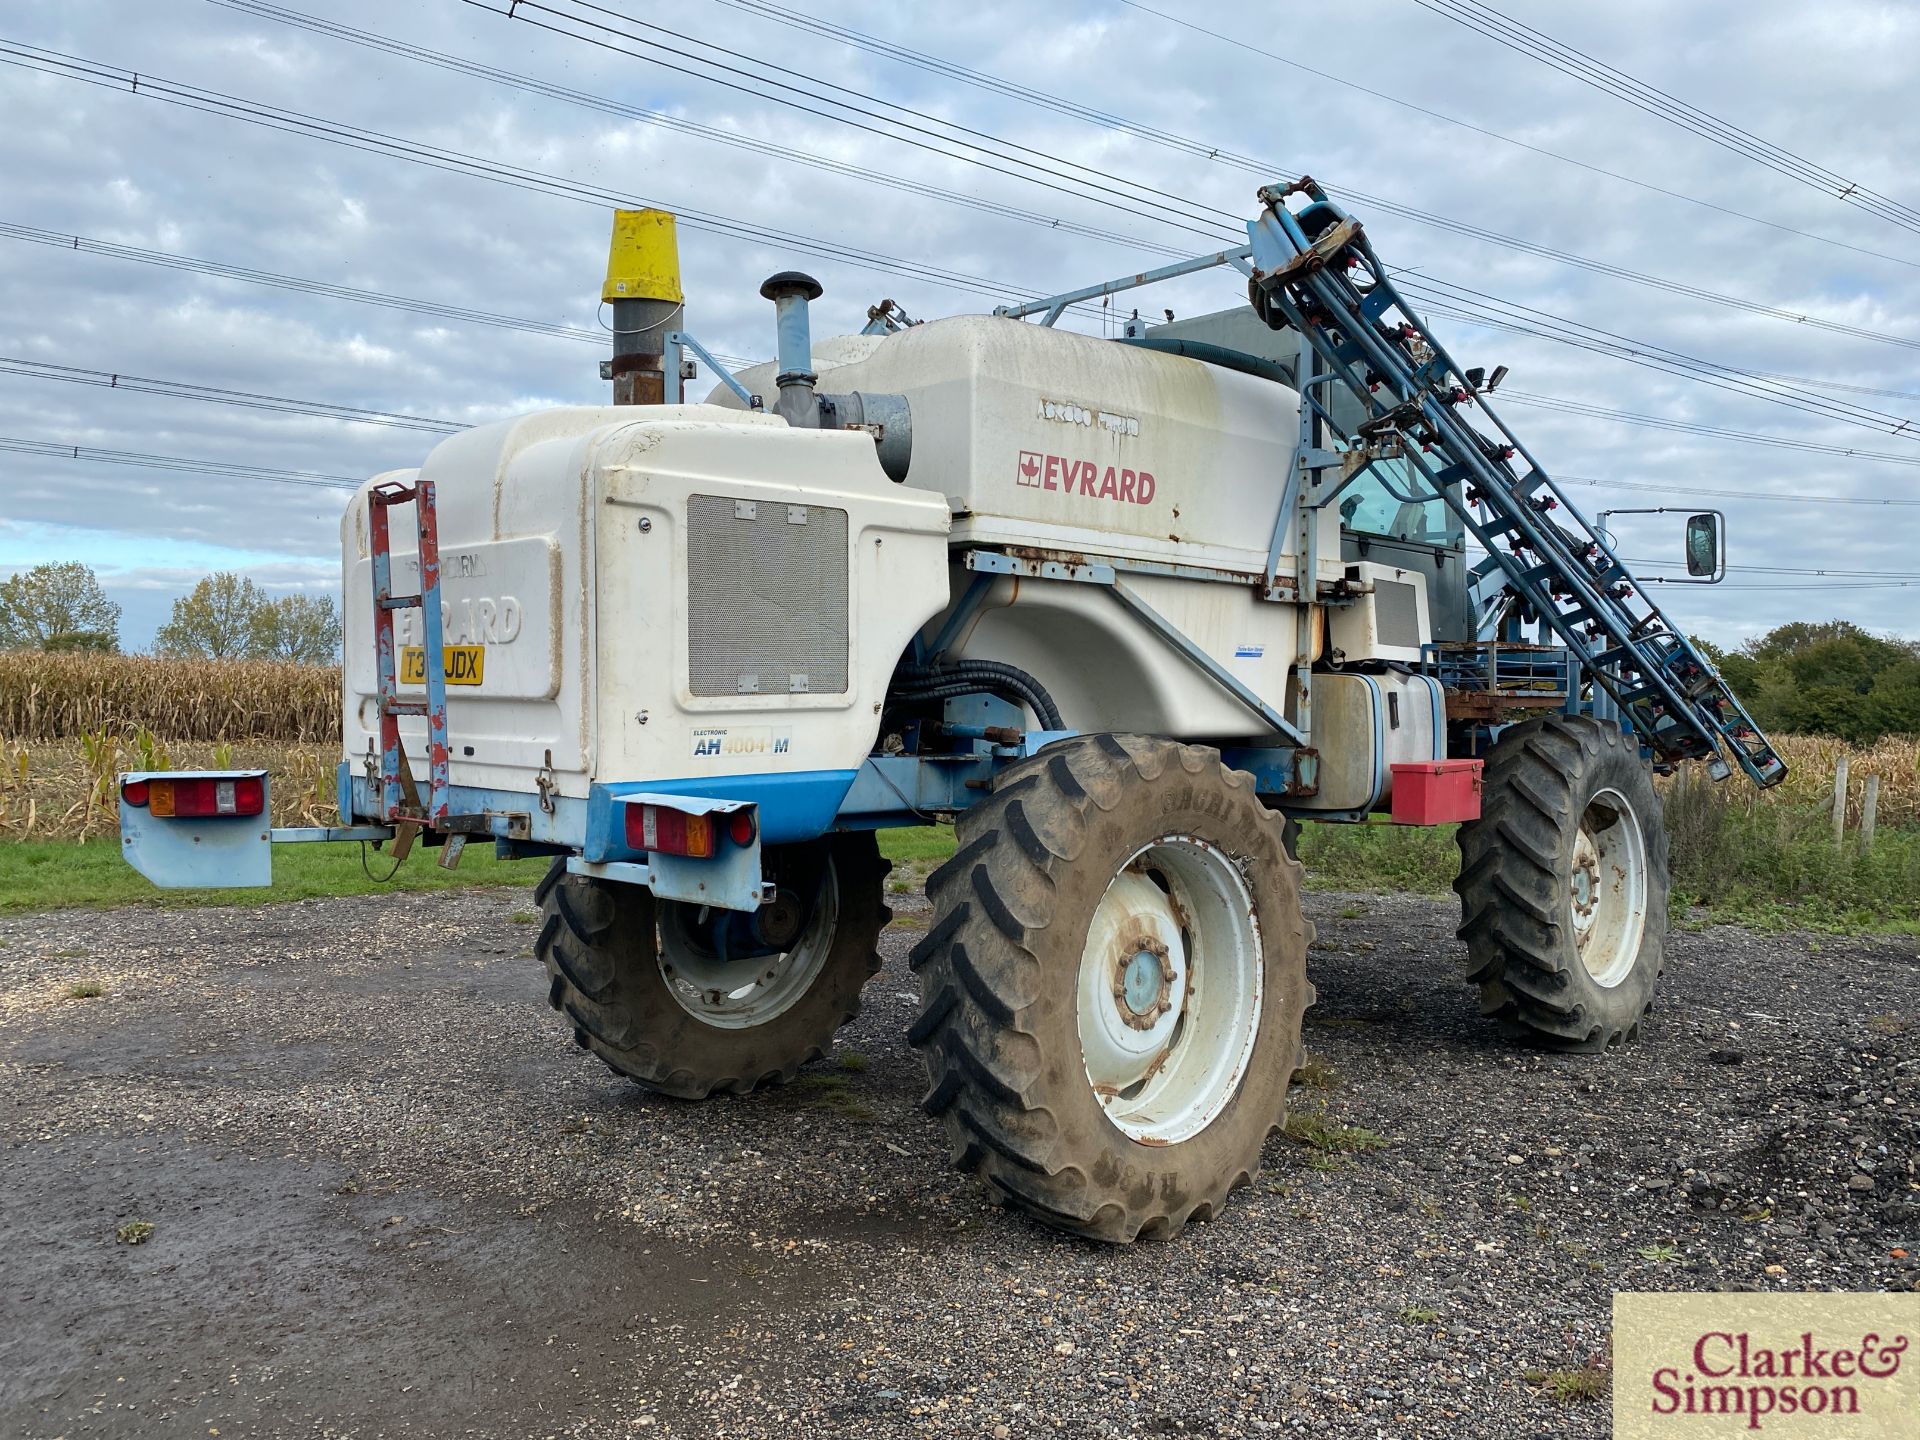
left=1389, top=758, right=1483, bottom=825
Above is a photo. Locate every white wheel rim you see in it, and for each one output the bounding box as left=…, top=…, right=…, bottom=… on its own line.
left=1569, top=787, right=1648, bottom=989
left=657, top=859, right=839, bottom=1029
left=1076, top=835, right=1263, bottom=1145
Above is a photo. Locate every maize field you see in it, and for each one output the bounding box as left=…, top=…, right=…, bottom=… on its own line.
left=0, top=653, right=1913, bottom=841
left=0, top=652, right=339, bottom=743
left=0, top=738, right=340, bottom=841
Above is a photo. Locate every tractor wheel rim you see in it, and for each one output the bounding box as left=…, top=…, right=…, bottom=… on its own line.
left=1570, top=787, right=1647, bottom=988
left=1076, top=835, right=1263, bottom=1145
left=658, top=858, right=840, bottom=1029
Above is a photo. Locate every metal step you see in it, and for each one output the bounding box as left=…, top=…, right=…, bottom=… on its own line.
left=368, top=479, right=451, bottom=822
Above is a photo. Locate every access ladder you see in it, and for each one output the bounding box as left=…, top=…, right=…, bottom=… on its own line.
left=1247, top=179, right=1786, bottom=786
left=368, top=479, right=452, bottom=823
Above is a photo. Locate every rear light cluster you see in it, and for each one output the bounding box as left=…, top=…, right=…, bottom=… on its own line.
left=623, top=802, right=758, bottom=858
left=122, top=775, right=265, bottom=819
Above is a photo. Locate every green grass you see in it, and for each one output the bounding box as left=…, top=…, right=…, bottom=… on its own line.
left=11, top=797, right=1907, bottom=935
left=115, top=1219, right=154, bottom=1245
left=1, top=828, right=959, bottom=916
left=64, top=980, right=107, bottom=999
left=1281, top=1105, right=1389, bottom=1155
left=1290, top=1056, right=1341, bottom=1090
left=0, top=840, right=541, bottom=915
left=876, top=826, right=958, bottom=866
left=788, top=1070, right=875, bottom=1121
left=1297, top=800, right=1920, bottom=935
left=1297, top=818, right=1460, bottom=896
left=1534, top=1363, right=1610, bottom=1403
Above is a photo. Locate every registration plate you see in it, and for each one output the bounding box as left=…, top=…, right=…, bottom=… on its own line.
left=400, top=645, right=485, bottom=686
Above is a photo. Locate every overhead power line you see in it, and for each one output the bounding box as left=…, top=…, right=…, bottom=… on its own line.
left=0, top=221, right=605, bottom=344
left=459, top=0, right=1920, bottom=358
left=459, top=0, right=1243, bottom=240
left=1104, top=0, right=1920, bottom=275
left=1409, top=0, right=1920, bottom=239
left=0, top=41, right=1103, bottom=319
left=0, top=222, right=762, bottom=369
left=24, top=14, right=1917, bottom=446
left=1498, top=388, right=1920, bottom=467
left=0, top=435, right=364, bottom=492
left=0, top=357, right=463, bottom=433
left=207, top=0, right=1187, bottom=261
left=1554, top=474, right=1920, bottom=509
left=1396, top=276, right=1920, bottom=440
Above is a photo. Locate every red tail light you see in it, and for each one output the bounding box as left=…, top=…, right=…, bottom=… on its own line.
left=146, top=775, right=265, bottom=819
left=624, top=803, right=715, bottom=858
left=726, top=808, right=758, bottom=847
left=121, top=779, right=150, bottom=807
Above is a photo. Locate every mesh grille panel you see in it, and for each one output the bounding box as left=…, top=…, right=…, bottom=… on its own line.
left=1374, top=579, right=1421, bottom=648
left=686, top=494, right=849, bottom=696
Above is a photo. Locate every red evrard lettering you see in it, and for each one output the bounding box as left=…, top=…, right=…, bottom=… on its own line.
left=1016, top=451, right=1164, bottom=504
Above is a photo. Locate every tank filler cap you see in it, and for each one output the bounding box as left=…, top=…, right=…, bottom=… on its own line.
left=759, top=271, right=823, bottom=302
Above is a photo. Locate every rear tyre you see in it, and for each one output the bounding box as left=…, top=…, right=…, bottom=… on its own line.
left=908, top=734, right=1313, bottom=1243
left=535, top=834, right=889, bottom=1098
left=1455, top=715, right=1669, bottom=1051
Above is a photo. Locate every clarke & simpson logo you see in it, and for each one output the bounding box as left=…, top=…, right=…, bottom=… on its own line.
left=1615, top=1293, right=1919, bottom=1438
left=1650, top=1329, right=1907, bottom=1428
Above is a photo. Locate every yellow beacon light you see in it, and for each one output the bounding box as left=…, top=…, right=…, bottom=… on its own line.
left=602, top=208, right=684, bottom=306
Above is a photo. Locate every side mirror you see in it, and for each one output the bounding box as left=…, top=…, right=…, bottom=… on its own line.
left=1684, top=512, right=1722, bottom=579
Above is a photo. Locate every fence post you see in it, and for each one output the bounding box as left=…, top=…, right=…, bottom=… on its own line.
left=1831, top=756, right=1850, bottom=850
left=1860, top=774, right=1880, bottom=853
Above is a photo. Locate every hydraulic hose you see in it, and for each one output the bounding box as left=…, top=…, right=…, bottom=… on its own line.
left=893, top=660, right=1065, bottom=730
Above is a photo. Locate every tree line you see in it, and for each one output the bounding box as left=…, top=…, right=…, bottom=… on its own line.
left=1703, top=621, right=1920, bottom=746
left=3, top=563, right=1913, bottom=739
left=0, top=562, right=341, bottom=665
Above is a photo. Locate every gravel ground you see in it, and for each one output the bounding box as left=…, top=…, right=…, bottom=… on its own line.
left=1, top=882, right=1915, bottom=1439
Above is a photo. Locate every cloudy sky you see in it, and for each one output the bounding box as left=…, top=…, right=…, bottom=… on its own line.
left=2, top=0, right=1917, bottom=650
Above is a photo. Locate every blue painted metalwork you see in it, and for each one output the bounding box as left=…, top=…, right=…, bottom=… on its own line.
left=1215, top=745, right=1310, bottom=797
left=961, top=549, right=1114, bottom=584
left=1245, top=179, right=1786, bottom=787
left=586, top=770, right=860, bottom=856
left=567, top=850, right=767, bottom=912
left=345, top=770, right=588, bottom=848
left=604, top=792, right=764, bottom=911
left=836, top=753, right=995, bottom=823
left=119, top=770, right=272, bottom=889
left=925, top=571, right=995, bottom=661
left=994, top=246, right=1255, bottom=326
left=665, top=330, right=756, bottom=407
left=769, top=287, right=815, bottom=381
left=270, top=825, right=393, bottom=842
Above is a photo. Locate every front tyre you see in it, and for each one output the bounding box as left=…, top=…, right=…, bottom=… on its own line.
left=1455, top=715, right=1670, bottom=1051
left=908, top=735, right=1312, bottom=1243
left=536, top=834, right=889, bottom=1098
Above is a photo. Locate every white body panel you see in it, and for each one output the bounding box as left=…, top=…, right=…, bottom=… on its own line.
left=341, top=407, right=951, bottom=798
left=713, top=315, right=1380, bottom=739
left=720, top=315, right=1347, bottom=577
left=1329, top=560, right=1434, bottom=666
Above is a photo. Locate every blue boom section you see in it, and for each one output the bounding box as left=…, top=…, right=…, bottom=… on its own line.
left=1246, top=178, right=1785, bottom=787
